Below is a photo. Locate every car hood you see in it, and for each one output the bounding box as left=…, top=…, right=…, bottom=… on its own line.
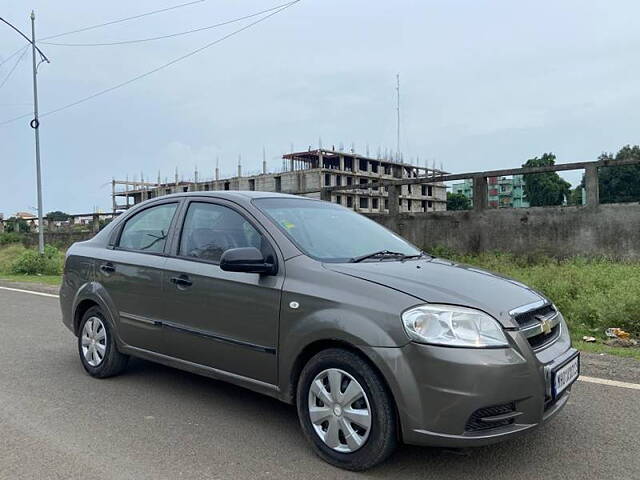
left=324, top=257, right=548, bottom=328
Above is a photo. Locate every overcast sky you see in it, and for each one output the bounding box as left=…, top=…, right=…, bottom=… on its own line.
left=2, top=0, right=639, bottom=215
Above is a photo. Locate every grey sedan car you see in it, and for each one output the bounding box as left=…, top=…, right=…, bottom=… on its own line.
left=60, top=192, right=579, bottom=470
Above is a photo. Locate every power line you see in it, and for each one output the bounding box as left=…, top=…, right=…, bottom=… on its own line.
left=41, top=1, right=297, bottom=47
left=39, top=0, right=206, bottom=41
left=0, top=46, right=28, bottom=90
left=0, top=46, right=27, bottom=68
left=0, top=1, right=300, bottom=127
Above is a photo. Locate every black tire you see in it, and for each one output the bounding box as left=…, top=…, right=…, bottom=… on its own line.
left=77, top=306, right=129, bottom=378
left=296, top=348, right=398, bottom=471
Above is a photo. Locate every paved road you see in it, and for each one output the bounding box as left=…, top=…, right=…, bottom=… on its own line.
left=1, top=287, right=639, bottom=480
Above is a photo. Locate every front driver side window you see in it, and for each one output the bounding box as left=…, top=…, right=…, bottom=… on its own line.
left=179, top=202, right=263, bottom=263
left=118, top=203, right=177, bottom=253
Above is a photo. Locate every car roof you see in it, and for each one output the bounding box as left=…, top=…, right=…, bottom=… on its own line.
left=160, top=191, right=316, bottom=201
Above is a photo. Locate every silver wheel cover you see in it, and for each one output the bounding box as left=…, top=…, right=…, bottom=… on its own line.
left=81, top=316, right=107, bottom=367
left=307, top=368, right=372, bottom=453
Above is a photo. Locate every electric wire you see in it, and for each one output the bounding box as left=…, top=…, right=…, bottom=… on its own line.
left=41, top=1, right=297, bottom=47
left=39, top=0, right=206, bottom=41
left=0, top=1, right=300, bottom=126
left=0, top=46, right=28, bottom=90
left=0, top=46, right=27, bottom=68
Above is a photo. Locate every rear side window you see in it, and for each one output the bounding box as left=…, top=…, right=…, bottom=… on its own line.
left=179, top=202, right=263, bottom=263
left=118, top=203, right=177, bottom=253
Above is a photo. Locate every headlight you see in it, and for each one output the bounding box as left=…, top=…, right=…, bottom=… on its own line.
left=402, top=304, right=508, bottom=348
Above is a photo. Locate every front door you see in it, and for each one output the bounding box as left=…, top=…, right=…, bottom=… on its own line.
left=160, top=199, right=283, bottom=385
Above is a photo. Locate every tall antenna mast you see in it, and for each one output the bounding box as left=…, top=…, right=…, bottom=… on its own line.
left=396, top=73, right=400, bottom=158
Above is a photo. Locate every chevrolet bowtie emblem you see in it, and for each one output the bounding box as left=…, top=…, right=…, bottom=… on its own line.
left=539, top=317, right=552, bottom=334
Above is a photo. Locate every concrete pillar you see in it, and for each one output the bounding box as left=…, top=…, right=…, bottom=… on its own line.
left=215, top=167, right=220, bottom=181
left=111, top=179, right=116, bottom=214
left=585, top=165, right=599, bottom=207
left=262, top=160, right=267, bottom=174
left=92, top=214, right=100, bottom=233
left=387, top=183, right=400, bottom=216
left=320, top=188, right=331, bottom=202
left=339, top=155, right=344, bottom=171
left=473, top=175, right=488, bottom=211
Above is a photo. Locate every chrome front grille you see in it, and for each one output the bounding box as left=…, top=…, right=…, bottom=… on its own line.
left=510, top=302, right=561, bottom=351
left=514, top=303, right=556, bottom=328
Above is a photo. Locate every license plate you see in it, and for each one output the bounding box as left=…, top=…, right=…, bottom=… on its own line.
left=552, top=353, right=580, bottom=398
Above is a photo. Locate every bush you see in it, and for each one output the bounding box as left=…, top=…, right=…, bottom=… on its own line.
left=10, top=245, right=64, bottom=276
left=0, top=244, right=27, bottom=273
left=0, top=232, right=23, bottom=246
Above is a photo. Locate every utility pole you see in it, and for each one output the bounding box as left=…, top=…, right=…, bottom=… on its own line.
left=30, top=12, right=44, bottom=254
left=396, top=73, right=400, bottom=160
left=0, top=12, right=49, bottom=254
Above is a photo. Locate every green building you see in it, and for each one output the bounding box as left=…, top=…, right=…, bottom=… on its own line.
left=451, top=175, right=530, bottom=209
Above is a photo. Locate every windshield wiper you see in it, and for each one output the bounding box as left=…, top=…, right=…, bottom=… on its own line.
left=350, top=250, right=408, bottom=263
left=403, top=251, right=430, bottom=260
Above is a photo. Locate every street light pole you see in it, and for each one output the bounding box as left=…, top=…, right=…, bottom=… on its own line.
left=30, top=10, right=44, bottom=254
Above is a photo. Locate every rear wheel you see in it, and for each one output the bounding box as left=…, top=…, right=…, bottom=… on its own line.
left=296, top=348, right=397, bottom=471
left=78, top=306, right=129, bottom=378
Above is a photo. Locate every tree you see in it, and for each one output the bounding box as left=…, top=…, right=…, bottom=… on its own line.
left=567, top=187, right=584, bottom=206
left=46, top=210, right=70, bottom=221
left=5, top=217, right=29, bottom=233
left=597, top=145, right=640, bottom=204
left=447, top=192, right=471, bottom=211
left=522, top=153, right=571, bottom=206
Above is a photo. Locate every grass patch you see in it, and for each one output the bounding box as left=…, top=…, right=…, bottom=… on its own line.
left=0, top=243, right=64, bottom=283
left=0, top=244, right=27, bottom=272
left=574, top=340, right=640, bottom=360
left=0, top=274, right=62, bottom=286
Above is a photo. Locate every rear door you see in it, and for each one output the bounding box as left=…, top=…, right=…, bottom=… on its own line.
left=160, top=198, right=283, bottom=385
left=96, top=200, right=180, bottom=353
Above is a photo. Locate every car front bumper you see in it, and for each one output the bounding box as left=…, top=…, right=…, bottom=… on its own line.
left=361, top=315, right=576, bottom=448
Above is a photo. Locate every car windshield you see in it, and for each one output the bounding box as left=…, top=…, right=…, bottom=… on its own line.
left=253, top=197, right=421, bottom=262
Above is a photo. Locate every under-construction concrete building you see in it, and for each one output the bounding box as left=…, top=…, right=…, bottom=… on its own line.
left=111, top=149, right=447, bottom=214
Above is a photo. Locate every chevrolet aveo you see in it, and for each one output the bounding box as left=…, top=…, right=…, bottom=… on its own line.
left=60, top=192, right=579, bottom=470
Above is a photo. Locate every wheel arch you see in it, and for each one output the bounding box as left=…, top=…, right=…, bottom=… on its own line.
left=284, top=338, right=403, bottom=441
left=71, top=282, right=119, bottom=336
left=74, top=298, right=99, bottom=334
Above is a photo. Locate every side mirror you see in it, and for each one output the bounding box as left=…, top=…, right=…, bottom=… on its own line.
left=219, top=247, right=276, bottom=275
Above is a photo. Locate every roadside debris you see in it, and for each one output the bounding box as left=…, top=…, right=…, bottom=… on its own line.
left=605, top=328, right=631, bottom=339
left=604, top=338, right=638, bottom=348
left=582, top=336, right=597, bottom=343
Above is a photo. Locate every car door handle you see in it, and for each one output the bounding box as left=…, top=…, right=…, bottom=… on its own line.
left=170, top=275, right=193, bottom=288
left=99, top=263, right=115, bottom=274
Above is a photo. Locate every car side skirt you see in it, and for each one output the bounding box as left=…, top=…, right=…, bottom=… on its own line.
left=120, top=344, right=282, bottom=400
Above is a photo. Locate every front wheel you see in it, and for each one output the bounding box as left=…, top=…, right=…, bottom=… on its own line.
left=296, top=348, right=397, bottom=471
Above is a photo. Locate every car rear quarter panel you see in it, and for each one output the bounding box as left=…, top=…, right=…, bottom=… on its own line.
left=60, top=242, right=119, bottom=337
